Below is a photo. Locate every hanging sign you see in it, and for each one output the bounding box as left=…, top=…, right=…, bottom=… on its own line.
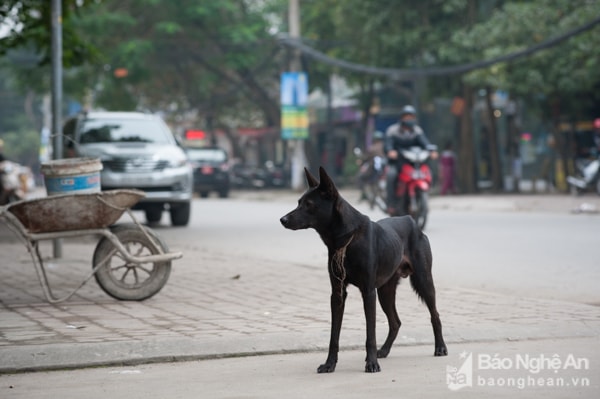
left=281, top=72, right=309, bottom=140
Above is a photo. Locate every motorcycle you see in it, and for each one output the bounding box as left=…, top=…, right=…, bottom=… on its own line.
left=388, top=145, right=437, bottom=230
left=263, top=161, right=289, bottom=188
left=359, top=155, right=387, bottom=213
left=566, top=155, right=600, bottom=195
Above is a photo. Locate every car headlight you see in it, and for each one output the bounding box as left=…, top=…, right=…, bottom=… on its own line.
left=168, top=156, right=189, bottom=168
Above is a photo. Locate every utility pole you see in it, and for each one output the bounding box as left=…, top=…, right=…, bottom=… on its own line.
left=324, top=75, right=336, bottom=176
left=288, top=0, right=308, bottom=190
left=51, top=0, right=63, bottom=258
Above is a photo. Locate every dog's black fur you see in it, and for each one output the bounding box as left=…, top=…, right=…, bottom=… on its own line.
left=280, top=167, right=447, bottom=373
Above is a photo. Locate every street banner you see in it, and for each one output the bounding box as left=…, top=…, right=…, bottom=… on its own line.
left=281, top=72, right=309, bottom=140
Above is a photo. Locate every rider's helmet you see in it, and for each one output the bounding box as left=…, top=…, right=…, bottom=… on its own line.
left=400, top=105, right=417, bottom=129
left=373, top=131, right=385, bottom=141
left=400, top=105, right=417, bottom=117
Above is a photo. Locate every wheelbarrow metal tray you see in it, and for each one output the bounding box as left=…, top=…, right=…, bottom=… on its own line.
left=7, top=189, right=145, bottom=233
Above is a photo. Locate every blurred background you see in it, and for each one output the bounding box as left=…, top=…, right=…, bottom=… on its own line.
left=1, top=0, right=599, bottom=194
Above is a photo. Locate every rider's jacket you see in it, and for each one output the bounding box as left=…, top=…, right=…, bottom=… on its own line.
left=384, top=123, right=431, bottom=165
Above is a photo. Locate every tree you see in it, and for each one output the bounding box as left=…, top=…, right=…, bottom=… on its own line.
left=447, top=0, right=600, bottom=191
left=72, top=0, right=285, bottom=131
left=0, top=0, right=99, bottom=67
left=2, top=0, right=288, bottom=158
left=4, top=0, right=599, bottom=187
left=301, top=0, right=483, bottom=189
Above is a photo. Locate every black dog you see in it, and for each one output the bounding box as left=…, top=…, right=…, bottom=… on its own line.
left=280, top=167, right=447, bottom=373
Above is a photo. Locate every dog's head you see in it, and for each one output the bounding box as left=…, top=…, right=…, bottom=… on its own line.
left=280, top=166, right=339, bottom=231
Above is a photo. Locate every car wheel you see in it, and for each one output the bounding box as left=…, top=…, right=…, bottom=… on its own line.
left=145, top=208, right=162, bottom=224
left=170, top=202, right=191, bottom=226
left=218, top=188, right=229, bottom=198
left=199, top=191, right=209, bottom=198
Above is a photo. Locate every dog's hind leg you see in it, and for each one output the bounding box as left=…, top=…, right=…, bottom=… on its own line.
left=376, top=274, right=401, bottom=358
left=409, top=260, right=448, bottom=357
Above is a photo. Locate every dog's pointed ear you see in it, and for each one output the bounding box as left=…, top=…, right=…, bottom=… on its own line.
left=318, top=166, right=339, bottom=199
left=304, top=167, right=319, bottom=188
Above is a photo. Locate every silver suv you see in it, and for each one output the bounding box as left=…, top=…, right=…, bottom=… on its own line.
left=70, top=111, right=193, bottom=226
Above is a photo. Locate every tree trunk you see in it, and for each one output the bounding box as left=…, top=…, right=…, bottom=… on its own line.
left=359, top=79, right=375, bottom=147
left=549, top=96, right=569, bottom=192
left=506, top=104, right=520, bottom=193
left=23, top=90, right=38, bottom=131
left=455, top=0, right=479, bottom=194
left=217, top=123, right=244, bottom=162
left=485, top=87, right=504, bottom=192
left=238, top=67, right=281, bottom=128
left=457, top=85, right=477, bottom=193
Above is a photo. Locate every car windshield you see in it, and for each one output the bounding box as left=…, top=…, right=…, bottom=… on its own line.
left=186, top=148, right=227, bottom=162
left=79, top=118, right=171, bottom=144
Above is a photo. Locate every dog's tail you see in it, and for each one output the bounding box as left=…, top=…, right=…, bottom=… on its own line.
left=408, top=218, right=434, bottom=302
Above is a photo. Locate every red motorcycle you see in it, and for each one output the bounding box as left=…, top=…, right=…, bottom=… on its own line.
left=388, top=145, right=437, bottom=230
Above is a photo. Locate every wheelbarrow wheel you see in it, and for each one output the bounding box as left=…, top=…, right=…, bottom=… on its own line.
left=92, top=224, right=172, bottom=301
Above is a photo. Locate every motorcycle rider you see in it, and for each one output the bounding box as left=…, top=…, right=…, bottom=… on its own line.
left=385, top=105, right=437, bottom=214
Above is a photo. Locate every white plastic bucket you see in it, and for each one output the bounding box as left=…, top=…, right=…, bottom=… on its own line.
left=41, top=157, right=103, bottom=196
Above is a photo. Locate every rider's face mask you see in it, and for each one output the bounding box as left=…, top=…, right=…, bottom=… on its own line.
left=401, top=119, right=416, bottom=128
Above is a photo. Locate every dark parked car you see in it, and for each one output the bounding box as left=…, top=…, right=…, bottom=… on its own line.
left=185, top=146, right=230, bottom=198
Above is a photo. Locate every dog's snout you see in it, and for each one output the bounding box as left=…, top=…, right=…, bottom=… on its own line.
left=280, top=215, right=289, bottom=227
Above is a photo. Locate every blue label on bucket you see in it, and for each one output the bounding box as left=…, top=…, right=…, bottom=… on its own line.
left=45, top=173, right=101, bottom=194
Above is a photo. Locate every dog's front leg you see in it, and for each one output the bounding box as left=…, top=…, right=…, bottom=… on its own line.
left=318, top=283, right=347, bottom=373
left=362, top=289, right=381, bottom=372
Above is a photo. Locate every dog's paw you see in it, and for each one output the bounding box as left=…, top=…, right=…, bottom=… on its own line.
left=377, top=348, right=390, bottom=358
left=317, top=362, right=336, bottom=373
left=365, top=360, right=381, bottom=373
left=434, top=345, right=448, bottom=356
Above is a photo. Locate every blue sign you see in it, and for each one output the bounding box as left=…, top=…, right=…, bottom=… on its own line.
left=281, top=72, right=309, bottom=140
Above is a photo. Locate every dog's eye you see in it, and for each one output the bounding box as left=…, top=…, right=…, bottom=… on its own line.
left=305, top=200, right=316, bottom=209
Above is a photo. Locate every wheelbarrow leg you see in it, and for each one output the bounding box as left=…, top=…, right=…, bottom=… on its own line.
left=28, top=240, right=107, bottom=304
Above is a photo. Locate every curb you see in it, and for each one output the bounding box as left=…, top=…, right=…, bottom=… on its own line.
left=4, top=333, right=598, bottom=374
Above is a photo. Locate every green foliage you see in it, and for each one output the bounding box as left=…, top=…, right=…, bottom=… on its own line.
left=449, top=0, right=600, bottom=102
left=66, top=0, right=285, bottom=124
left=2, top=0, right=598, bottom=131
left=0, top=0, right=100, bottom=67
left=94, top=81, right=138, bottom=111
left=301, top=0, right=479, bottom=103
left=154, top=21, right=183, bottom=35
left=299, top=0, right=600, bottom=122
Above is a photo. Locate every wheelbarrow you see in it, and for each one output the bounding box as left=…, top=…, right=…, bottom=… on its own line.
left=0, top=189, right=182, bottom=303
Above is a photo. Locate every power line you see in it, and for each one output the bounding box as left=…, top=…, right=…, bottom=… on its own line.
left=278, top=15, right=600, bottom=79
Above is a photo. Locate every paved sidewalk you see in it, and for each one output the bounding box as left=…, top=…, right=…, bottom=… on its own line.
left=1, top=192, right=599, bottom=373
